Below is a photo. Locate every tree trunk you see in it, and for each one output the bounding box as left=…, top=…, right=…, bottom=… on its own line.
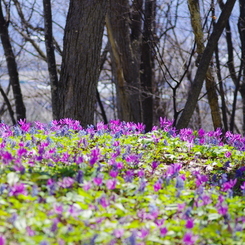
left=0, top=0, right=26, bottom=121
left=57, top=0, right=108, bottom=127
left=106, top=0, right=142, bottom=123
left=43, top=0, right=59, bottom=120
left=176, top=0, right=236, bottom=130
left=140, top=0, right=156, bottom=132
left=238, top=0, right=245, bottom=134
left=215, top=45, right=228, bottom=132
left=187, top=0, right=222, bottom=130
left=106, top=14, right=134, bottom=122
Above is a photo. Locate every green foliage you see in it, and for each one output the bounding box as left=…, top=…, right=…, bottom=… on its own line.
left=0, top=123, right=244, bottom=244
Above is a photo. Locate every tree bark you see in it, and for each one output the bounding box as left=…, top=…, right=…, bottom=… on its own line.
left=106, top=0, right=142, bottom=123
left=187, top=0, right=222, bottom=130
left=238, top=0, right=245, bottom=134
left=106, top=14, right=134, bottom=122
left=43, top=0, right=59, bottom=120
left=57, top=0, right=108, bottom=127
left=176, top=0, right=236, bottom=130
left=218, top=0, right=240, bottom=133
left=215, top=45, right=228, bottom=132
left=0, top=0, right=26, bottom=121
left=140, top=0, right=156, bottom=132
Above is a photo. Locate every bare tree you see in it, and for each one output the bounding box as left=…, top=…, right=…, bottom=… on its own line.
left=187, top=0, right=222, bottom=130
left=176, top=0, right=236, bottom=130
left=57, top=0, right=108, bottom=127
left=106, top=0, right=158, bottom=131
left=141, top=0, right=156, bottom=132
left=106, top=0, right=142, bottom=124
left=238, top=0, right=245, bottom=133
left=43, top=0, right=59, bottom=120
left=0, top=0, right=26, bottom=121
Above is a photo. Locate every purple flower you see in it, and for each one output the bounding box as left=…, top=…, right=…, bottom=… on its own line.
left=137, top=228, right=149, bottom=239
left=155, top=218, right=165, bottom=226
left=75, top=156, right=83, bottom=164
left=111, top=147, right=121, bottom=157
left=166, top=163, right=181, bottom=177
left=152, top=126, right=158, bottom=131
left=138, top=169, right=145, bottom=178
left=17, top=148, right=28, bottom=157
left=47, top=178, right=55, bottom=185
left=176, top=176, right=185, bottom=190
left=159, top=227, right=168, bottom=237
left=152, top=161, right=159, bottom=171
left=50, top=218, right=59, bottom=233
left=179, top=128, right=194, bottom=142
left=241, top=182, right=245, bottom=190
left=185, top=218, right=194, bottom=229
left=75, top=170, right=83, bottom=184
left=114, top=228, right=124, bottom=238
left=116, top=162, right=124, bottom=169
left=113, top=141, right=120, bottom=147
left=138, top=209, right=146, bottom=220
left=58, top=177, right=74, bottom=188
left=9, top=183, right=27, bottom=196
left=60, top=152, right=70, bottom=163
left=96, top=122, right=107, bottom=131
left=68, top=204, right=81, bottom=217
left=127, top=231, right=136, bottom=245
left=224, top=151, right=231, bottom=158
left=124, top=170, right=134, bottom=183
left=58, top=239, right=65, bottom=245
left=179, top=174, right=186, bottom=181
left=195, top=174, right=208, bottom=187
left=2, top=151, right=13, bottom=164
left=93, top=176, right=103, bottom=186
left=125, top=154, right=140, bottom=164
left=99, top=196, right=110, bottom=208
left=34, top=121, right=45, bottom=130
left=182, top=207, right=192, bottom=219
left=198, top=128, right=206, bottom=138
left=89, top=148, right=100, bottom=165
left=153, top=181, right=162, bottom=192
left=106, top=179, right=117, bottom=190
left=183, top=232, right=198, bottom=245
left=222, top=179, right=237, bottom=192
left=0, top=236, right=5, bottom=245
left=53, top=204, right=63, bottom=215
left=109, top=170, right=118, bottom=178
left=218, top=195, right=225, bottom=204
left=236, top=167, right=245, bottom=178
left=18, top=119, right=31, bottom=132
left=199, top=194, right=212, bottom=206
left=138, top=178, right=146, bottom=192
left=217, top=205, right=228, bottom=216
left=220, top=173, right=228, bottom=184
left=46, top=179, right=57, bottom=195
left=26, top=226, right=35, bottom=236
left=136, top=123, right=145, bottom=133
left=83, top=181, right=92, bottom=191
left=159, top=117, right=173, bottom=131
left=39, top=241, right=49, bottom=245
left=178, top=203, right=186, bottom=211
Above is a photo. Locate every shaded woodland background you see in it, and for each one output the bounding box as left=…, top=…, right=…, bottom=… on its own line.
left=0, top=0, right=244, bottom=134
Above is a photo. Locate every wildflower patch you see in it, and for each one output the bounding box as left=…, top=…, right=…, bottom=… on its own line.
left=0, top=118, right=244, bottom=244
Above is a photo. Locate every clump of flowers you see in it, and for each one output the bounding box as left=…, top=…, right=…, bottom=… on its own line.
left=0, top=118, right=243, bottom=244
